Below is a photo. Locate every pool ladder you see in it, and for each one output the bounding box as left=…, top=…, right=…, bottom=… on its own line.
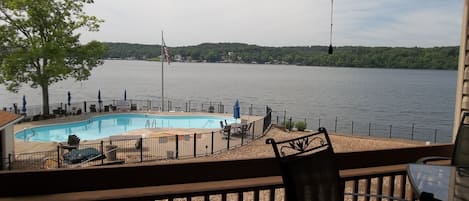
left=145, top=119, right=157, bottom=128
left=24, top=129, right=36, bottom=142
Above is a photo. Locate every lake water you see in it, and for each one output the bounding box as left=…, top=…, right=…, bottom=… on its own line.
left=0, top=60, right=457, bottom=142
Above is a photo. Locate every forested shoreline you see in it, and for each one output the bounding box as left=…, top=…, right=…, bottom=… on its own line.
left=104, top=42, right=459, bottom=70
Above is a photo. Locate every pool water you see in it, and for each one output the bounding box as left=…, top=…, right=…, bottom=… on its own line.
left=16, top=114, right=236, bottom=142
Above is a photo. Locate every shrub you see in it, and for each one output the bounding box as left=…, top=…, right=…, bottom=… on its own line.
left=295, top=121, right=307, bottom=131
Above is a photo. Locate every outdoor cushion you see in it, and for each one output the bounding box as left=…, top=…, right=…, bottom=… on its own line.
left=63, top=147, right=105, bottom=164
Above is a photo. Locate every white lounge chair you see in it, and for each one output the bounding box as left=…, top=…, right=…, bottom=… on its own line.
left=115, top=100, right=131, bottom=111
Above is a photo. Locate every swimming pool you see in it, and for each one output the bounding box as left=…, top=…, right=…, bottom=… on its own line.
left=16, top=114, right=236, bottom=142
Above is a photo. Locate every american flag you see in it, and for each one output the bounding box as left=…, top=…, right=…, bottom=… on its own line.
left=163, top=40, right=171, bottom=64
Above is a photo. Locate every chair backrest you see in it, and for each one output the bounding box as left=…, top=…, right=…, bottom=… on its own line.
left=453, top=113, right=469, bottom=166
left=220, top=121, right=224, bottom=129
left=242, top=123, right=252, bottom=133
left=240, top=124, right=249, bottom=135
left=241, top=124, right=248, bottom=131
left=266, top=127, right=343, bottom=201
left=68, top=134, right=80, bottom=146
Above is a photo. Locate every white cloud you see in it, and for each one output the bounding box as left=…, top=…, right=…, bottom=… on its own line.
left=333, top=1, right=463, bottom=47
left=80, top=0, right=464, bottom=47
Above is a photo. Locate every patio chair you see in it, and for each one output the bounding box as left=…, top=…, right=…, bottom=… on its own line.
left=59, top=134, right=81, bottom=152
left=63, top=147, right=106, bottom=164
left=90, top=104, right=97, bottom=112
left=222, top=125, right=231, bottom=136
left=266, top=127, right=343, bottom=201
left=208, top=105, right=215, bottom=113
left=418, top=112, right=469, bottom=166
left=240, top=122, right=252, bottom=136
left=267, top=127, right=407, bottom=201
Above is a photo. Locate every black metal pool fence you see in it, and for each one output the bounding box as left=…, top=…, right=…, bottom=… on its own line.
left=2, top=110, right=273, bottom=171
left=273, top=114, right=453, bottom=144
left=5, top=98, right=452, bottom=143
left=4, top=98, right=269, bottom=117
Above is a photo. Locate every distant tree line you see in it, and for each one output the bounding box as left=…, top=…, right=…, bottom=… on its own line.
left=103, top=42, right=459, bottom=70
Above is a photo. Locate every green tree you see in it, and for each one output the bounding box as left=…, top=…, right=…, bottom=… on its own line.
left=0, top=0, right=107, bottom=115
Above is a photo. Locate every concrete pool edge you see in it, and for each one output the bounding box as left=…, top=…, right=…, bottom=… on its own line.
left=14, top=111, right=261, bottom=143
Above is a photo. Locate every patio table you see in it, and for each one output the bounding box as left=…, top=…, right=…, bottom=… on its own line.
left=407, top=163, right=469, bottom=201
left=228, top=123, right=239, bottom=134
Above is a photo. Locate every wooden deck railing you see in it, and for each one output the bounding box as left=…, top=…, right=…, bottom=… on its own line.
left=0, top=144, right=453, bottom=201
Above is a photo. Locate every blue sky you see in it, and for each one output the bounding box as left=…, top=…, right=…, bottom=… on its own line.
left=81, top=0, right=464, bottom=47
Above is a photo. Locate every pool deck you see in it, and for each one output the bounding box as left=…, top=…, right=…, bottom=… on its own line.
left=13, top=111, right=263, bottom=153
left=9, top=112, right=427, bottom=171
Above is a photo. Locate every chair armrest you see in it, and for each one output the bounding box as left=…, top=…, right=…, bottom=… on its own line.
left=416, top=156, right=450, bottom=164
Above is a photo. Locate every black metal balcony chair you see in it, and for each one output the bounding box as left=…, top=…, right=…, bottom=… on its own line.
left=266, top=127, right=343, bottom=201
left=418, top=112, right=469, bottom=166
left=267, top=127, right=408, bottom=201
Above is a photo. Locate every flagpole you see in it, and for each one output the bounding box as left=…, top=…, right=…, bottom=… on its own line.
left=161, top=30, right=165, bottom=112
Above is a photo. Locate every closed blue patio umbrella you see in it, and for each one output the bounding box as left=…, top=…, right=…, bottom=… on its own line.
left=98, top=89, right=102, bottom=112
left=67, top=91, right=71, bottom=106
left=124, top=89, right=127, bottom=101
left=233, top=99, right=240, bottom=123
left=21, top=95, right=27, bottom=114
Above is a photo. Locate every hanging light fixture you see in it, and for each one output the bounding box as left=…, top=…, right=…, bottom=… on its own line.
left=328, top=0, right=334, bottom=54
